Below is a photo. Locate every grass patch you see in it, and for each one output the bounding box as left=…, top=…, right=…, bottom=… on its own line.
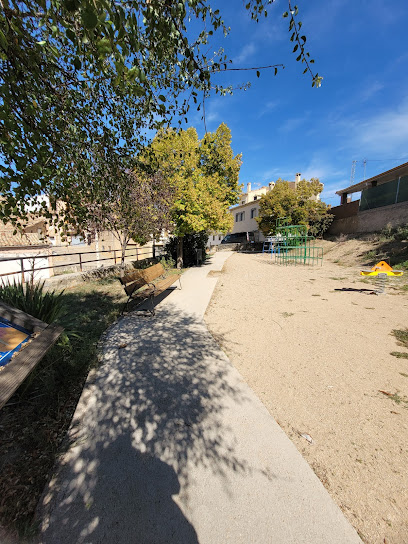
left=391, top=351, right=408, bottom=359
left=281, top=312, right=294, bottom=318
left=0, top=277, right=127, bottom=536
left=379, top=390, right=408, bottom=407
left=390, top=329, right=408, bottom=361
left=392, top=328, right=408, bottom=348
left=394, top=260, right=408, bottom=270
left=364, top=250, right=377, bottom=260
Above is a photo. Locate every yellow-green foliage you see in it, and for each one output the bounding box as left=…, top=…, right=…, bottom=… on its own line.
left=257, top=178, right=333, bottom=237
left=147, top=123, right=241, bottom=236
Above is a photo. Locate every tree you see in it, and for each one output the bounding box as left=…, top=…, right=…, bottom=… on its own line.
left=257, top=178, right=334, bottom=237
left=0, top=0, right=320, bottom=230
left=79, top=168, right=175, bottom=271
left=146, top=123, right=241, bottom=266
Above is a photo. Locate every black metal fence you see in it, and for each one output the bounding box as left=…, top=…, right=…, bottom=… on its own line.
left=0, top=243, right=165, bottom=283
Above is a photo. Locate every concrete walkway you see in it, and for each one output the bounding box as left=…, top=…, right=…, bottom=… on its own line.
left=39, top=252, right=362, bottom=544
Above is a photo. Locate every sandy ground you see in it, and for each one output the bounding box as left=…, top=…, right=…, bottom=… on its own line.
left=205, top=250, right=408, bottom=544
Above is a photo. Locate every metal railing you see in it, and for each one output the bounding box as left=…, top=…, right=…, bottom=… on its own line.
left=0, top=243, right=165, bottom=283
left=273, top=244, right=324, bottom=266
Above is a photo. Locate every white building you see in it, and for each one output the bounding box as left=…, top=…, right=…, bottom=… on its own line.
left=230, top=173, right=319, bottom=242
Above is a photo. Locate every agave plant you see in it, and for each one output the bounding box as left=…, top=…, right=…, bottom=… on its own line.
left=0, top=279, right=65, bottom=323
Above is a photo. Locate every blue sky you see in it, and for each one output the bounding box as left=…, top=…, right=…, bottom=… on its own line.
left=183, top=0, right=408, bottom=207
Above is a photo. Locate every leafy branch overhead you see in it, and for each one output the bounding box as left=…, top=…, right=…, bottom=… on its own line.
left=0, top=0, right=321, bottom=230
left=246, top=0, right=322, bottom=87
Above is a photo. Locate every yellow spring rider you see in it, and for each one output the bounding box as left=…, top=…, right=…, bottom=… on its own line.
left=360, top=261, right=403, bottom=294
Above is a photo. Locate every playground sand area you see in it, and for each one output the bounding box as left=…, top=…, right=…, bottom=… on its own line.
left=205, top=249, right=408, bottom=544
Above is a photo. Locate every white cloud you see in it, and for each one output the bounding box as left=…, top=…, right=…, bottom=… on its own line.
left=359, top=81, right=384, bottom=102
left=256, top=100, right=280, bottom=119
left=340, top=100, right=408, bottom=155
left=258, top=167, right=296, bottom=182
left=279, top=114, right=309, bottom=133
left=233, top=43, right=256, bottom=65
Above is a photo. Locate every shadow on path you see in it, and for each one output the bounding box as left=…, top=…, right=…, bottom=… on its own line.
left=40, top=305, right=249, bottom=543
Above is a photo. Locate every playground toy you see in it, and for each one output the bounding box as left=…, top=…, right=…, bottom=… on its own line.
left=265, top=218, right=323, bottom=266
left=360, top=261, right=403, bottom=294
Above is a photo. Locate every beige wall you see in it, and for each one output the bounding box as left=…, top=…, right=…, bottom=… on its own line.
left=328, top=200, right=408, bottom=235
left=229, top=202, right=266, bottom=241
left=231, top=202, right=260, bottom=233
left=239, top=185, right=271, bottom=205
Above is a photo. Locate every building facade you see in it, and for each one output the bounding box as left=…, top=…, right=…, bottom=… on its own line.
left=329, top=162, right=408, bottom=235
left=230, top=174, right=309, bottom=241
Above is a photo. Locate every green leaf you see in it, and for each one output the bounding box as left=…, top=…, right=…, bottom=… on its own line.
left=66, top=28, right=76, bottom=42
left=283, top=11, right=288, bottom=17
left=256, top=70, right=260, bottom=78
left=82, top=9, right=98, bottom=30
left=73, top=57, right=81, bottom=70
left=64, top=0, right=81, bottom=12
left=0, top=30, right=8, bottom=50
left=158, top=95, right=166, bottom=102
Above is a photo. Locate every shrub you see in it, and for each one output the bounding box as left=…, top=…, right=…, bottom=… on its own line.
left=165, top=232, right=209, bottom=267
left=0, top=279, right=65, bottom=323
left=394, top=224, right=408, bottom=241
left=159, top=256, right=176, bottom=269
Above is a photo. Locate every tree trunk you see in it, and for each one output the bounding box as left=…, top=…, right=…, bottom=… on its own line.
left=120, top=237, right=128, bottom=278
left=177, top=236, right=183, bottom=269
left=95, top=231, right=101, bottom=267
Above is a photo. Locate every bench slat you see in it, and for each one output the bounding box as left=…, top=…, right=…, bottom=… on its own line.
left=152, top=274, right=181, bottom=296
left=120, top=263, right=181, bottom=314
left=130, top=275, right=181, bottom=300
left=121, top=263, right=164, bottom=287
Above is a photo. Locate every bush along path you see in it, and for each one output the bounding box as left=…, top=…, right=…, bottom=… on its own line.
left=0, top=277, right=126, bottom=538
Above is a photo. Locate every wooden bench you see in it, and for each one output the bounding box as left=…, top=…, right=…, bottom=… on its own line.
left=120, top=263, right=182, bottom=316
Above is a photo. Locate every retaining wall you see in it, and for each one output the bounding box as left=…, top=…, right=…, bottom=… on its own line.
left=328, top=200, right=408, bottom=235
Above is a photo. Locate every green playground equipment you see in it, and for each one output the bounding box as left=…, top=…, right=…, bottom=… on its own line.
left=268, top=218, right=323, bottom=266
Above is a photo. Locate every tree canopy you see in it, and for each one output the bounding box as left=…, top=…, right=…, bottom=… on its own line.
left=78, top=168, right=176, bottom=267
left=257, top=178, right=334, bottom=237
left=0, top=0, right=321, bottom=230
left=146, top=123, right=242, bottom=238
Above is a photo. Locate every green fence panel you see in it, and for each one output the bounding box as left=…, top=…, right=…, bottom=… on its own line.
left=396, top=176, right=408, bottom=204
left=359, top=178, right=399, bottom=211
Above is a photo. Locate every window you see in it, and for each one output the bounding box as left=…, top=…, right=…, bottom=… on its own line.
left=254, top=196, right=258, bottom=200
left=235, top=211, right=245, bottom=222
left=251, top=208, right=258, bottom=219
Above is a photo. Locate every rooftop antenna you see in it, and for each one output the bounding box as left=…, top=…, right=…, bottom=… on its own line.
left=363, top=158, right=367, bottom=180
left=350, top=160, right=357, bottom=183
